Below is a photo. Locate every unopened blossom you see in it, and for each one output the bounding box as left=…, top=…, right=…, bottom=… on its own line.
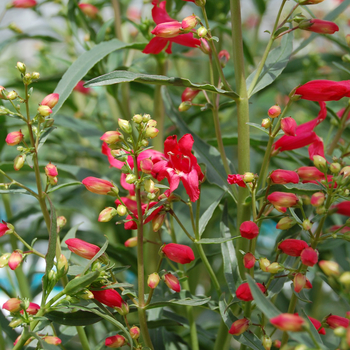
left=44, top=336, right=62, bottom=345
left=65, top=238, right=102, bottom=260
left=240, top=221, right=259, bottom=239
left=152, top=213, right=166, bottom=232
left=105, top=334, right=125, bottom=348
left=41, top=93, right=59, bottom=108
left=299, top=19, right=339, bottom=35
left=281, top=117, right=297, bottom=136
left=297, top=166, right=324, bottom=181
left=78, top=3, right=99, bottom=19
left=148, top=273, right=160, bottom=289
left=228, top=318, right=250, bottom=335
left=325, top=315, right=350, bottom=329
left=181, top=15, right=197, bottom=30
left=270, top=314, right=304, bottom=331
left=45, top=163, right=58, bottom=178
left=334, top=201, right=350, bottom=216
left=10, top=0, right=36, bottom=8
left=0, top=221, right=14, bottom=236
left=319, top=260, right=340, bottom=276
left=98, top=207, right=117, bottom=222
left=82, top=177, right=115, bottom=195
left=300, top=247, right=318, bottom=267
left=218, top=50, right=230, bottom=68
left=162, top=243, right=195, bottom=264
left=100, top=131, right=123, bottom=144
left=8, top=251, right=23, bottom=270
left=270, top=170, right=299, bottom=185
left=124, top=237, right=137, bottom=248
left=38, top=105, right=52, bottom=116
left=311, top=192, right=325, bottom=207
left=294, top=273, right=306, bottom=293
left=236, top=282, right=266, bottom=302
left=130, top=326, right=140, bottom=339
left=266, top=262, right=284, bottom=274
left=276, top=217, right=296, bottom=230
left=3, top=298, right=21, bottom=312
left=20, top=302, right=40, bottom=315
left=5, top=131, right=23, bottom=146
left=181, top=88, right=200, bottom=102
left=91, top=288, right=124, bottom=309
left=268, top=105, right=281, bottom=118
left=164, top=273, right=181, bottom=292
left=74, top=81, right=91, bottom=94
left=243, top=252, right=256, bottom=269
left=227, top=174, right=246, bottom=187
left=259, top=258, right=270, bottom=272
left=199, top=38, right=211, bottom=54
left=267, top=192, right=298, bottom=208
left=278, top=239, right=308, bottom=257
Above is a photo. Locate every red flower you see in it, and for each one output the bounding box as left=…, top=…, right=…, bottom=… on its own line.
left=105, top=335, right=125, bottom=348
left=295, top=80, right=350, bottom=101
left=308, top=316, right=326, bottom=335
left=0, top=221, right=14, bottom=237
left=20, top=303, right=40, bottom=315
left=300, top=19, right=339, bottom=34
left=227, top=174, right=246, bottom=187
left=267, top=192, right=299, bottom=208
left=82, top=177, right=114, bottom=195
left=181, top=88, right=200, bottom=102
left=337, top=107, right=350, bottom=121
left=325, top=315, right=350, bottom=329
left=297, top=166, right=324, bottom=181
left=240, top=221, right=259, bottom=240
left=281, top=117, right=297, bottom=136
left=74, top=81, right=91, bottom=94
left=270, top=314, right=304, bottom=332
left=228, top=318, right=250, bottom=335
left=278, top=239, right=308, bottom=257
left=11, top=0, right=36, bottom=8
left=334, top=201, right=350, bottom=216
left=300, top=247, right=318, bottom=267
left=153, top=134, right=204, bottom=202
left=270, top=170, right=299, bottom=185
left=243, top=252, right=256, bottom=269
left=143, top=0, right=200, bottom=54
left=91, top=288, right=124, bottom=309
left=308, top=139, right=325, bottom=161
left=164, top=273, right=181, bottom=292
left=236, top=282, right=266, bottom=301
left=162, top=243, right=195, bottom=264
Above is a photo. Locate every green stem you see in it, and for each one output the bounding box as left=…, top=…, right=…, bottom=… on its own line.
left=247, top=0, right=287, bottom=97
left=169, top=210, right=195, bottom=242
left=213, top=320, right=231, bottom=350
left=281, top=292, right=298, bottom=345
left=76, top=326, right=91, bottom=350
left=12, top=231, right=45, bottom=259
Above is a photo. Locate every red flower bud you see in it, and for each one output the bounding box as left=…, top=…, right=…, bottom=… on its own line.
left=228, top=318, right=250, bottom=335
left=319, top=260, right=340, bottom=276
left=152, top=21, right=182, bottom=38
left=281, top=117, right=297, bottom=136
left=3, top=298, right=21, bottom=312
left=267, top=192, right=299, bottom=208
left=11, top=0, right=36, bottom=8
left=181, top=15, right=197, bottom=30
left=243, top=252, right=256, bottom=269
left=41, top=93, right=59, bottom=108
left=164, top=273, right=181, bottom=292
left=239, top=221, right=259, bottom=239
left=218, top=50, right=230, bottom=68
left=140, top=158, right=153, bottom=174
left=130, top=326, right=140, bottom=339
left=148, top=273, right=160, bottom=289
left=294, top=273, right=306, bottom=293
left=227, top=174, right=246, bottom=187
left=270, top=313, right=304, bottom=331
left=105, top=334, right=125, bottom=348
left=20, top=302, right=40, bottom=315
left=299, top=19, right=339, bottom=35
left=78, top=3, right=99, bottom=19
left=100, top=131, right=123, bottom=144
left=181, top=87, right=200, bottom=102
left=91, top=288, right=124, bottom=309
left=310, top=192, right=325, bottom=207
left=45, top=163, right=58, bottom=178
left=300, top=247, right=318, bottom=267
left=270, top=170, right=299, bottom=185
left=0, top=221, right=14, bottom=236
left=43, top=336, right=62, bottom=345
left=6, top=131, right=23, bottom=146
left=307, top=316, right=326, bottom=335
left=124, top=237, right=137, bottom=248
left=236, top=282, right=266, bottom=301
left=8, top=251, right=23, bottom=270
left=297, top=166, right=324, bottom=181
left=325, top=315, right=350, bottom=329
left=334, top=201, right=350, bottom=216
left=82, top=177, right=115, bottom=195
left=74, top=81, right=91, bottom=94
left=162, top=243, right=195, bottom=264
left=199, top=38, right=211, bottom=54
left=278, top=239, right=308, bottom=257
left=268, top=105, right=281, bottom=118
left=65, top=238, right=102, bottom=260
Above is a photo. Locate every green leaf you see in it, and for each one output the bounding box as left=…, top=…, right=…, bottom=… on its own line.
left=247, top=31, right=293, bottom=96
left=199, top=193, right=224, bottom=237
left=81, top=238, right=109, bottom=275
left=0, top=310, right=17, bottom=342
left=37, top=127, right=56, bottom=151
left=0, top=189, right=34, bottom=196
left=96, top=18, right=114, bottom=43
left=195, top=236, right=241, bottom=244
left=46, top=181, right=82, bottom=193
left=300, top=309, right=324, bottom=346
left=86, top=70, right=239, bottom=100
left=252, top=0, right=266, bottom=15
left=283, top=183, right=323, bottom=191
left=292, top=286, right=312, bottom=303
left=148, top=292, right=211, bottom=309
left=333, top=61, right=350, bottom=76
left=46, top=310, right=103, bottom=326
left=161, top=87, right=237, bottom=202
left=289, top=208, right=303, bottom=224
left=63, top=270, right=100, bottom=295
left=52, top=39, right=146, bottom=116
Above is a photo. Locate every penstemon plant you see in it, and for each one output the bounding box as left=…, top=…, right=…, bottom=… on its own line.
left=2, top=0, right=350, bottom=349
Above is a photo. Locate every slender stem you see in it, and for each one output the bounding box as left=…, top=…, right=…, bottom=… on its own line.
left=76, top=327, right=91, bottom=350
left=306, top=328, right=321, bottom=349
left=214, top=320, right=231, bottom=350
left=12, top=231, right=45, bottom=259
left=0, top=170, right=39, bottom=198
left=169, top=210, right=195, bottom=242
left=247, top=0, right=287, bottom=97
left=0, top=9, right=7, bottom=25
left=278, top=3, right=299, bottom=29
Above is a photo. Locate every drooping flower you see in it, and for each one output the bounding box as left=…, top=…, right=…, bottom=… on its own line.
left=162, top=243, right=195, bottom=264
left=281, top=117, right=297, bottom=136
left=228, top=318, right=250, bottom=335
left=152, top=134, right=204, bottom=202
left=142, top=0, right=200, bottom=54
left=278, top=239, right=308, bottom=257
left=299, top=19, right=339, bottom=35
left=325, top=315, right=350, bottom=329
left=236, top=282, right=266, bottom=301
left=270, top=314, right=304, bottom=331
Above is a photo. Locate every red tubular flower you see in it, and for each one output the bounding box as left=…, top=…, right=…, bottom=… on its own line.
left=243, top=252, right=256, bottom=269
left=91, top=288, right=124, bottom=309
left=337, top=107, right=350, bottom=121
left=162, top=243, right=195, bottom=264
left=281, top=117, right=297, bottom=136
left=164, top=273, right=181, bottom=292
left=181, top=88, right=200, bottom=102
left=240, top=221, right=259, bottom=240
left=270, top=314, right=304, bottom=332
left=300, top=247, right=318, bottom=267
left=270, top=170, right=299, bottom=185
left=325, top=315, right=350, bottom=329
left=152, top=21, right=182, bottom=38
left=41, top=93, right=59, bottom=108
left=11, top=0, right=36, bottom=8
left=105, top=334, right=125, bottom=348
left=236, top=282, right=266, bottom=301
left=267, top=192, right=299, bottom=208
left=143, top=0, right=200, bottom=54
left=297, top=166, right=324, bottom=181
left=78, top=3, right=99, bottom=19
left=300, top=19, right=339, bottom=34
left=227, top=174, right=246, bottom=187
left=278, top=239, right=309, bottom=257
left=308, top=316, right=326, bottom=335
left=295, top=80, right=350, bottom=102
left=0, top=221, right=14, bottom=236
left=308, top=139, right=325, bottom=161
left=6, top=131, right=23, bottom=146
left=82, top=177, right=114, bottom=195
left=228, top=318, right=250, bottom=335
left=65, top=238, right=101, bottom=260
left=152, top=134, right=204, bottom=202
left=334, top=201, right=350, bottom=216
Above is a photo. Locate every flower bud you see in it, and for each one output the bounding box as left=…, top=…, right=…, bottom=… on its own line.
left=57, top=254, right=68, bottom=276
left=31, top=72, right=40, bottom=79
left=117, top=205, right=127, bottom=216
left=294, top=273, right=306, bottom=293
left=259, top=258, right=270, bottom=272
left=98, top=207, right=117, bottom=222
left=299, top=19, right=339, bottom=34
left=199, top=38, right=211, bottom=54
left=266, top=262, right=284, bottom=274
left=0, top=221, right=14, bottom=236
left=163, top=273, right=181, bottom=292
left=7, top=91, right=18, bottom=100
left=330, top=162, right=341, bottom=174
left=78, top=3, right=99, bottom=19
left=142, top=114, right=151, bottom=122
left=45, top=163, right=58, bottom=178
left=267, top=192, right=299, bottom=208
left=218, top=50, right=230, bottom=68
left=243, top=172, right=255, bottom=182
left=302, top=219, right=312, bottom=231
left=313, top=155, right=327, bottom=172
left=82, top=177, right=115, bottom=195
left=8, top=251, right=23, bottom=270
left=162, top=243, right=195, bottom=264
left=152, top=213, right=166, bottom=232
left=268, top=105, right=281, bottom=118
left=270, top=170, right=299, bottom=185
left=77, top=290, right=94, bottom=300
left=125, top=174, right=137, bottom=184
left=281, top=117, right=297, bottom=136
left=140, top=158, right=153, bottom=174
left=261, top=118, right=271, bottom=128
left=38, top=105, right=52, bottom=116
left=270, top=314, right=304, bottom=331
left=65, top=238, right=105, bottom=261
left=132, top=114, right=143, bottom=123
left=278, top=239, right=308, bottom=257
left=262, top=335, right=272, bottom=350
left=6, top=131, right=23, bottom=146
left=339, top=272, right=350, bottom=286
left=105, top=335, right=125, bottom=348
left=178, top=101, right=192, bottom=112
left=300, top=247, right=318, bottom=267
left=319, top=260, right=340, bottom=276
left=9, top=319, right=22, bottom=328
left=0, top=253, right=11, bottom=268
left=341, top=166, right=350, bottom=178
left=148, top=272, right=160, bottom=289
left=145, top=127, right=159, bottom=139
left=334, top=326, right=346, bottom=337
left=236, top=282, right=266, bottom=301
left=0, top=86, right=7, bottom=99
left=56, top=216, right=67, bottom=232
left=197, top=26, right=207, bottom=37
left=130, top=325, right=140, bottom=339
left=240, top=221, right=259, bottom=239
left=16, top=62, right=26, bottom=74
left=118, top=119, right=132, bottom=134
left=181, top=88, right=200, bottom=102
left=100, top=131, right=123, bottom=144
left=44, top=336, right=62, bottom=345
left=243, top=252, right=256, bottom=269
left=325, top=315, right=349, bottom=329
left=41, top=93, right=59, bottom=108
left=144, top=179, right=155, bottom=193
left=152, top=21, right=182, bottom=38
left=228, top=318, right=250, bottom=335
left=2, top=298, right=21, bottom=312
left=124, top=237, right=137, bottom=248
left=182, top=15, right=198, bottom=31
left=8, top=23, right=23, bottom=33
left=276, top=217, right=296, bottom=230
left=311, top=192, right=325, bottom=207
left=22, top=302, right=40, bottom=315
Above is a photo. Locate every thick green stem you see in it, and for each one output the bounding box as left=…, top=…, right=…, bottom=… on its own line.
left=213, top=320, right=231, bottom=350
left=76, top=326, right=91, bottom=350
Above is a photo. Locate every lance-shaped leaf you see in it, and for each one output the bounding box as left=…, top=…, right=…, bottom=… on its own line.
left=199, top=192, right=224, bottom=237
left=46, top=309, right=102, bottom=326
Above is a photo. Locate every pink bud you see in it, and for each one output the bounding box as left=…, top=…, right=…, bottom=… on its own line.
left=20, top=302, right=40, bottom=315
left=199, top=38, right=211, bottom=54
left=82, top=177, right=114, bottom=195
left=325, top=315, right=349, bottom=329
left=297, top=166, right=324, bottom=181
left=310, top=192, right=325, bottom=207
left=267, top=192, right=299, bottom=208
left=218, top=50, right=230, bottom=68
left=43, top=336, right=62, bottom=345
left=74, top=81, right=91, bottom=94
left=130, top=326, right=140, bottom=339
left=294, top=273, right=306, bottom=293
left=65, top=238, right=101, bottom=260
left=37, top=105, right=52, bottom=116
left=145, top=127, right=159, bottom=139
left=0, top=221, right=14, bottom=236
left=11, top=0, right=37, bottom=8
left=45, top=163, right=58, bottom=178
left=181, top=88, right=200, bottom=102
left=124, top=237, right=137, bottom=248
left=270, top=170, right=299, bottom=185
left=281, top=117, right=297, bottom=136
left=270, top=314, right=304, bottom=331
left=41, top=93, right=59, bottom=108
left=300, top=247, right=318, bottom=267
left=3, top=298, right=21, bottom=312
left=78, top=3, right=99, bottom=19
left=5, top=131, right=23, bottom=146
left=105, top=334, right=125, bottom=348
left=164, top=273, right=181, bottom=292
left=278, top=239, right=308, bottom=257
left=228, top=318, right=250, bottom=335
left=162, top=243, right=195, bottom=264
left=243, top=252, right=256, bottom=269
left=239, top=221, right=259, bottom=239
left=236, top=282, right=266, bottom=301
left=151, top=21, right=182, bottom=38
left=91, top=288, right=124, bottom=309
left=8, top=251, right=23, bottom=270
left=140, top=158, right=153, bottom=174
left=181, top=15, right=197, bottom=30
left=148, top=273, right=160, bottom=289
left=100, top=131, right=123, bottom=144
left=268, top=105, right=281, bottom=118
left=299, top=19, right=339, bottom=34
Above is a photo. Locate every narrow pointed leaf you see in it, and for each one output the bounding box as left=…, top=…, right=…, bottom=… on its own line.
left=199, top=193, right=224, bottom=237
